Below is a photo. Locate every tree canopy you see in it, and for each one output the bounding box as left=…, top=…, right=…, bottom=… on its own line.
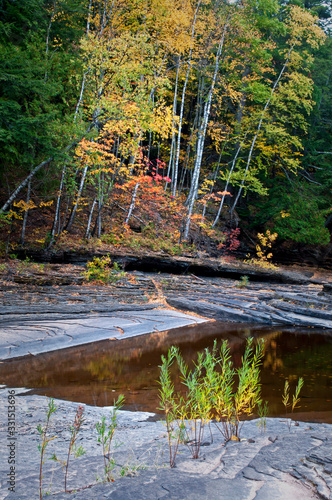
left=0, top=0, right=331, bottom=257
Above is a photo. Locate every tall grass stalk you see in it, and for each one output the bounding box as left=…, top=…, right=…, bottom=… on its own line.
left=37, top=398, right=57, bottom=499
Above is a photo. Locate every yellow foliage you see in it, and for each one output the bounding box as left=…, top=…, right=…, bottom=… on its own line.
left=39, top=200, right=54, bottom=208
left=8, top=210, right=23, bottom=220
left=246, top=231, right=278, bottom=269
left=13, top=200, right=37, bottom=211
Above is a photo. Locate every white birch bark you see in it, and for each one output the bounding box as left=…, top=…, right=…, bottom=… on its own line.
left=19, top=179, right=31, bottom=245
left=48, top=164, right=66, bottom=248
left=173, top=0, right=202, bottom=198
left=183, top=21, right=229, bottom=240
left=1, top=157, right=53, bottom=213
left=230, top=44, right=295, bottom=215
left=125, top=182, right=139, bottom=225
left=201, top=147, right=224, bottom=220
left=165, top=56, right=180, bottom=192
left=85, top=198, right=97, bottom=238
left=211, top=133, right=247, bottom=227
left=65, top=164, right=89, bottom=232
left=44, top=0, right=57, bottom=83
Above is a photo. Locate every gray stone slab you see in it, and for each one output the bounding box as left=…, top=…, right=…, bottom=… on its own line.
left=0, top=309, right=208, bottom=360
left=0, top=392, right=330, bottom=500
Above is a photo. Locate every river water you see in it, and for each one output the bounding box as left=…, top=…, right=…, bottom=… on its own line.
left=1, top=321, right=331, bottom=422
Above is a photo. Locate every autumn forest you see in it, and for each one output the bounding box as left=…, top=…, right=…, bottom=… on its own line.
left=0, top=0, right=331, bottom=262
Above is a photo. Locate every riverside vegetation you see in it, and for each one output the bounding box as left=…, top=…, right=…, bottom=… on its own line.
left=37, top=339, right=304, bottom=496
left=158, top=338, right=265, bottom=467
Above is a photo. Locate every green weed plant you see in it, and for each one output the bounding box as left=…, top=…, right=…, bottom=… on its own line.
left=282, top=377, right=304, bottom=430
left=159, top=338, right=265, bottom=467
left=37, top=398, right=57, bottom=500
left=96, top=395, right=125, bottom=481
left=83, top=255, right=125, bottom=284
left=50, top=405, right=86, bottom=492
left=236, top=275, right=249, bottom=288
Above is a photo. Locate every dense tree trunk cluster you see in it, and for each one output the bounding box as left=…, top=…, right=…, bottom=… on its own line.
left=0, top=0, right=331, bottom=252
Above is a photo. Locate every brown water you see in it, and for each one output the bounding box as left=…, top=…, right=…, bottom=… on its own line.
left=1, top=321, right=331, bottom=422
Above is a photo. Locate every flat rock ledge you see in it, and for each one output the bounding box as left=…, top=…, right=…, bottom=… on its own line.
left=1, top=269, right=332, bottom=362
left=158, top=274, right=332, bottom=330
left=0, top=391, right=331, bottom=500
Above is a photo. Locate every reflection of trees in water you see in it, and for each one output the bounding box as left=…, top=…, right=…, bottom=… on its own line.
left=262, top=332, right=284, bottom=373
left=1, top=326, right=331, bottom=418
left=88, top=354, right=127, bottom=381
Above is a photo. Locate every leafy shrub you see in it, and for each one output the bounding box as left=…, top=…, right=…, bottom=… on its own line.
left=83, top=255, right=125, bottom=283
left=245, top=230, right=279, bottom=270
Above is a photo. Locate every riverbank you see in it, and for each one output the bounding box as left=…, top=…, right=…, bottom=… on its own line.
left=1, top=259, right=332, bottom=498
left=1, top=259, right=332, bottom=353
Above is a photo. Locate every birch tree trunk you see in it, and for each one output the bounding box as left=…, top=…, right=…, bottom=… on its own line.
left=230, top=44, right=295, bottom=215
left=183, top=21, right=229, bottom=240
left=65, top=164, right=89, bottom=232
left=173, top=0, right=202, bottom=198
left=212, top=43, right=296, bottom=225
left=85, top=198, right=97, bottom=238
left=48, top=164, right=66, bottom=248
left=165, top=56, right=180, bottom=192
left=125, top=182, right=139, bottom=225
left=211, top=133, right=247, bottom=227
left=19, top=179, right=31, bottom=245
left=1, top=157, right=53, bottom=213
left=44, top=0, right=57, bottom=83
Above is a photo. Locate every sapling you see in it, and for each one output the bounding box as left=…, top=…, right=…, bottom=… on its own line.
left=50, top=405, right=86, bottom=492
left=282, top=377, right=304, bottom=430
left=175, top=344, right=216, bottom=459
left=96, top=395, right=124, bottom=481
left=37, top=398, right=57, bottom=500
left=64, top=405, right=85, bottom=492
left=236, top=275, right=249, bottom=288
left=159, top=342, right=218, bottom=464
left=257, top=401, right=269, bottom=433
left=158, top=346, right=187, bottom=467
left=213, top=338, right=264, bottom=441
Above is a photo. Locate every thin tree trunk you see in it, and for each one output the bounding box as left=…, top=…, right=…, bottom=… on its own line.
left=183, top=21, right=229, bottom=240
left=85, top=198, right=97, bottom=238
left=1, top=158, right=53, bottom=213
left=74, top=0, right=92, bottom=119
left=212, top=43, right=296, bottom=224
left=165, top=56, right=180, bottom=192
left=125, top=182, right=139, bottom=225
left=201, top=147, right=224, bottom=220
left=48, top=164, right=66, bottom=248
left=65, top=164, right=89, bottom=232
left=211, top=135, right=247, bottom=227
left=19, top=179, right=31, bottom=245
left=173, top=0, right=202, bottom=198
left=179, top=143, right=192, bottom=193
left=230, top=44, right=295, bottom=214
left=44, top=0, right=57, bottom=83
left=97, top=170, right=104, bottom=237
left=0, top=116, right=97, bottom=215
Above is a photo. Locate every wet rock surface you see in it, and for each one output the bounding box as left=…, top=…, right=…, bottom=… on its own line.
left=0, top=391, right=331, bottom=500
left=1, top=264, right=332, bottom=363
left=1, top=262, right=332, bottom=499
left=159, top=274, right=332, bottom=329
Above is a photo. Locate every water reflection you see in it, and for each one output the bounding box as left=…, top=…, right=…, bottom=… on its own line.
left=0, top=322, right=331, bottom=422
